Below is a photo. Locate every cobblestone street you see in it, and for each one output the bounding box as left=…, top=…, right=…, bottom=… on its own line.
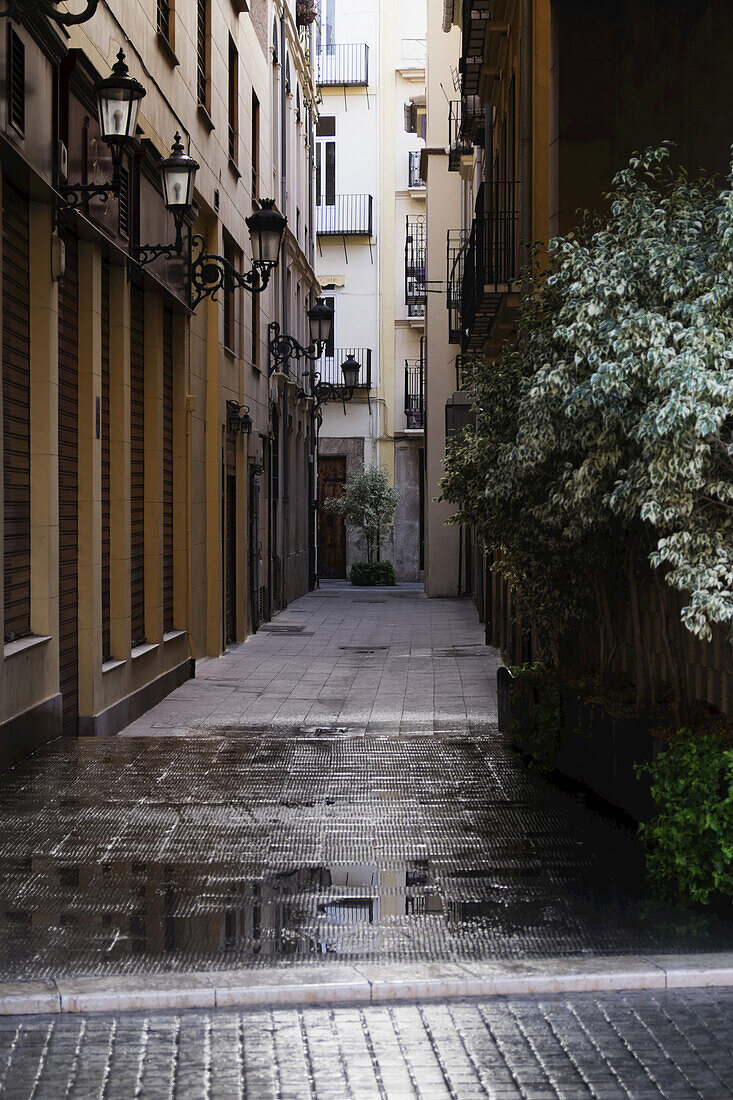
left=3, top=990, right=733, bottom=1098
left=2, top=586, right=733, bottom=1096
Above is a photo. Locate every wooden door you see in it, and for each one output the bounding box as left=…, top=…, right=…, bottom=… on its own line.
left=58, top=232, right=79, bottom=735
left=248, top=468, right=260, bottom=633
left=129, top=283, right=145, bottom=648
left=318, top=456, right=346, bottom=578
left=224, top=432, right=236, bottom=645
left=162, top=303, right=174, bottom=634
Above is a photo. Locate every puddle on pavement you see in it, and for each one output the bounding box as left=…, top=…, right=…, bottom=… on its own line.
left=0, top=733, right=732, bottom=979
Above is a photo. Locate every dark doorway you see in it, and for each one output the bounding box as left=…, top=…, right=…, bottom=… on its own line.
left=224, top=431, right=236, bottom=646
left=318, top=455, right=346, bottom=578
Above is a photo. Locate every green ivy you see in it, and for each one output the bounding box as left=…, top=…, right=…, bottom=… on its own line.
left=509, top=662, right=562, bottom=773
left=638, top=731, right=733, bottom=904
left=349, top=561, right=396, bottom=587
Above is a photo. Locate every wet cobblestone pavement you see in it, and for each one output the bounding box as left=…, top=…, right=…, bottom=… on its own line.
left=0, top=587, right=731, bottom=981
left=2, top=990, right=733, bottom=1097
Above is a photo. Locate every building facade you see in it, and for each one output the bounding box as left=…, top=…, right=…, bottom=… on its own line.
left=0, top=0, right=319, bottom=764
left=314, top=0, right=426, bottom=582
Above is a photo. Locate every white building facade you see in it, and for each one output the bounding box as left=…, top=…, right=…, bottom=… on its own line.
left=315, top=0, right=427, bottom=581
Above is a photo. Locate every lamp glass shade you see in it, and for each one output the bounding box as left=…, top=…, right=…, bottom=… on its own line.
left=308, top=299, right=334, bottom=348
left=341, top=355, right=360, bottom=389
left=160, top=133, right=199, bottom=211
left=95, top=50, right=145, bottom=146
left=246, top=200, right=287, bottom=268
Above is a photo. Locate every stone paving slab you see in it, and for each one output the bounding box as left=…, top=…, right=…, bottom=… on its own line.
left=2, top=954, right=733, bottom=1016
left=2, top=989, right=733, bottom=1097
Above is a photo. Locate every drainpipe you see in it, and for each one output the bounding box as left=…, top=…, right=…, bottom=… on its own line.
left=519, top=0, right=533, bottom=264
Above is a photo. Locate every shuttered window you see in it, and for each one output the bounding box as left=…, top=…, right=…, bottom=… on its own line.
left=7, top=26, right=25, bottom=136
left=101, top=261, right=111, bottom=660
left=58, top=233, right=79, bottom=735
left=162, top=303, right=174, bottom=634
left=130, top=283, right=145, bottom=647
left=2, top=175, right=30, bottom=643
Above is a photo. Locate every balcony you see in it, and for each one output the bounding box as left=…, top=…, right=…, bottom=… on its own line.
left=460, top=0, right=509, bottom=99
left=408, top=151, right=425, bottom=188
left=405, top=344, right=425, bottom=430
left=317, top=44, right=369, bottom=87
left=405, top=214, right=426, bottom=306
left=461, top=95, right=485, bottom=147
left=319, top=348, right=372, bottom=389
left=461, top=180, right=519, bottom=352
left=446, top=229, right=469, bottom=345
left=317, top=195, right=373, bottom=236
left=448, top=101, right=472, bottom=171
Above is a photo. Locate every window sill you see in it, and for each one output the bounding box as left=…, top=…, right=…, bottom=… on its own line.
left=156, top=32, right=179, bottom=67
left=224, top=345, right=238, bottom=360
left=131, top=642, right=159, bottom=660
left=197, top=104, right=215, bottom=132
left=102, top=657, right=127, bottom=675
left=4, top=634, right=51, bottom=660
left=228, top=158, right=241, bottom=180
left=163, top=630, right=187, bottom=643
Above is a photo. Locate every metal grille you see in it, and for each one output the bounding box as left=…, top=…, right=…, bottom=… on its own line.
left=197, top=0, right=208, bottom=107
left=317, top=43, right=369, bottom=86
left=319, top=348, right=371, bottom=389
left=405, top=215, right=426, bottom=305
left=408, top=151, right=425, bottom=188
left=405, top=355, right=425, bottom=430
left=8, top=27, right=25, bottom=134
left=461, top=180, right=519, bottom=351
left=258, top=585, right=267, bottom=623
left=316, top=195, right=373, bottom=236
left=156, top=0, right=171, bottom=41
left=446, top=229, right=468, bottom=344
left=448, top=100, right=472, bottom=171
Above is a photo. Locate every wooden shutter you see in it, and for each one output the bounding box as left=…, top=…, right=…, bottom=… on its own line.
left=101, top=260, right=111, bottom=660
left=2, top=175, right=30, bottom=643
left=162, top=303, right=174, bottom=634
left=58, top=232, right=79, bottom=735
left=130, top=283, right=145, bottom=647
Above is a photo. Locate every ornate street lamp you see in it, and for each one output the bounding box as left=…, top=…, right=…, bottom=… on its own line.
left=309, top=352, right=362, bottom=411
left=268, top=298, right=334, bottom=376
left=0, top=0, right=100, bottom=25
left=226, top=401, right=253, bottom=435
left=189, top=200, right=287, bottom=307
left=60, top=50, right=145, bottom=208
left=134, top=133, right=200, bottom=265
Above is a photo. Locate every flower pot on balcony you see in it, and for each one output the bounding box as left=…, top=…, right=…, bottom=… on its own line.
left=296, top=0, right=317, bottom=26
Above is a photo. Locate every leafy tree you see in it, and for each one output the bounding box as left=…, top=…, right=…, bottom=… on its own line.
left=323, top=464, right=400, bottom=562
left=442, top=146, right=733, bottom=716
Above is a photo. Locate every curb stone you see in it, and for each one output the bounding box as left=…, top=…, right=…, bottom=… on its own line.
left=2, top=954, right=733, bottom=1015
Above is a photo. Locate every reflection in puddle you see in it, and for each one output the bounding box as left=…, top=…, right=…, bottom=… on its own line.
left=1, top=733, right=732, bottom=979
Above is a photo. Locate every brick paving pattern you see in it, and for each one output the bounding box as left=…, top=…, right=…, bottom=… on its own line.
left=2, top=990, right=733, bottom=1097
left=0, top=587, right=731, bottom=980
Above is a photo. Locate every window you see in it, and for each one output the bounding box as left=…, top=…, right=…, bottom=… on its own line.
left=315, top=116, right=336, bottom=207
left=324, top=296, right=335, bottom=358
left=223, top=236, right=239, bottom=354
left=157, top=0, right=173, bottom=46
left=251, top=274, right=260, bottom=368
left=251, top=91, right=260, bottom=200
left=228, top=36, right=238, bottom=166
left=197, top=0, right=210, bottom=111
left=7, top=25, right=25, bottom=136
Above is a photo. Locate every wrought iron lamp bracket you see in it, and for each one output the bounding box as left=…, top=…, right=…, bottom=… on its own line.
left=268, top=321, right=323, bottom=379
left=191, top=237, right=272, bottom=311
left=1, top=0, right=99, bottom=24
left=58, top=179, right=120, bottom=210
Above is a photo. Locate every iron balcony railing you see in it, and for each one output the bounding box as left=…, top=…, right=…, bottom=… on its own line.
left=405, top=214, right=426, bottom=305
left=446, top=229, right=469, bottom=344
left=448, top=101, right=472, bottom=171
left=461, top=95, right=485, bottom=146
left=461, top=180, right=519, bottom=350
left=460, top=0, right=492, bottom=98
left=455, top=354, right=470, bottom=391
left=408, top=150, right=425, bottom=188
left=319, top=348, right=372, bottom=389
left=317, top=44, right=369, bottom=87
left=316, top=195, right=373, bottom=236
left=404, top=357, right=425, bottom=429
